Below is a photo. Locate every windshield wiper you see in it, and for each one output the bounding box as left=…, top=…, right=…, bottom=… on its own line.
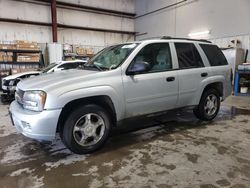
left=82, top=64, right=102, bottom=71
left=83, top=63, right=109, bottom=71
left=91, top=63, right=103, bottom=71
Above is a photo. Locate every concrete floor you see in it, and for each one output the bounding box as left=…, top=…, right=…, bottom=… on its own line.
left=0, top=96, right=250, bottom=188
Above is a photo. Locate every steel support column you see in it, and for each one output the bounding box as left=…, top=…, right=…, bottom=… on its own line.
left=51, top=0, right=58, bottom=42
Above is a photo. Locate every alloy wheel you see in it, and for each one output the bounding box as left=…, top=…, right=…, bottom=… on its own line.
left=73, top=113, right=105, bottom=147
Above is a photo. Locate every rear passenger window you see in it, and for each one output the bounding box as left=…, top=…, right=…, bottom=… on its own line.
left=175, top=43, right=204, bottom=69
left=200, top=44, right=228, bottom=66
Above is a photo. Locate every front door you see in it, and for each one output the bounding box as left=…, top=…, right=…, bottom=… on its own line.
left=122, top=43, right=178, bottom=118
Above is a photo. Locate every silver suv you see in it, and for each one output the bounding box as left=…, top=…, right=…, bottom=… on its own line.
left=9, top=37, right=232, bottom=154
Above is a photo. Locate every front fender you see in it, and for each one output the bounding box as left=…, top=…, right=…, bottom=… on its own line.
left=44, top=86, right=124, bottom=121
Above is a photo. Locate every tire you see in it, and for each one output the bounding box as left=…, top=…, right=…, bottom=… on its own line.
left=60, top=104, right=111, bottom=154
left=193, top=88, right=220, bottom=121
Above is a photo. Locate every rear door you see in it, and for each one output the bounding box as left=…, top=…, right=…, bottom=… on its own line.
left=122, top=42, right=178, bottom=118
left=200, top=44, right=232, bottom=98
left=174, top=42, right=209, bottom=107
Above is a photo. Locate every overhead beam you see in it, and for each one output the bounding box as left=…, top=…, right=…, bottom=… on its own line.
left=56, top=1, right=136, bottom=17
left=0, top=18, right=51, bottom=26
left=57, top=24, right=135, bottom=35
left=0, top=18, right=136, bottom=35
left=23, top=0, right=136, bottom=18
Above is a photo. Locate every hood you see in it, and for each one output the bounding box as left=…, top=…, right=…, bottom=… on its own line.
left=3, top=71, right=41, bottom=80
left=17, top=69, right=102, bottom=93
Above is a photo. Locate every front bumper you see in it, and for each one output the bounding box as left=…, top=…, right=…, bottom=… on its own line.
left=2, top=85, right=16, bottom=94
left=9, top=101, right=62, bottom=141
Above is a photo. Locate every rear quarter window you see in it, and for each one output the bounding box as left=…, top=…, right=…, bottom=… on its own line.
left=200, top=44, right=228, bottom=66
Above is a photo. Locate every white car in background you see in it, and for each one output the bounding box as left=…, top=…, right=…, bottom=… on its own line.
left=1, top=60, right=87, bottom=96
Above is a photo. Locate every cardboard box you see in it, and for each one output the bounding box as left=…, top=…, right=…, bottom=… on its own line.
left=76, top=47, right=86, bottom=55
left=0, top=70, right=10, bottom=77
left=15, top=40, right=37, bottom=45
left=6, top=52, right=13, bottom=62
left=10, top=68, right=37, bottom=75
left=15, top=40, right=26, bottom=44
left=14, top=40, right=39, bottom=50
left=15, top=44, right=39, bottom=50
left=3, top=55, right=8, bottom=62
left=0, top=52, right=5, bottom=61
left=0, top=44, right=14, bottom=50
left=7, top=55, right=13, bottom=62
left=86, top=48, right=94, bottom=56
left=17, top=53, right=40, bottom=62
left=10, top=69, right=21, bottom=75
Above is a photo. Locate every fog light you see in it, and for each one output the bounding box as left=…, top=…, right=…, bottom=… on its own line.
left=21, top=121, right=31, bottom=131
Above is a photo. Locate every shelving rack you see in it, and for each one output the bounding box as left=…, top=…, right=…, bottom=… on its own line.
left=234, top=70, right=250, bottom=96
left=0, top=48, right=44, bottom=90
left=62, top=44, right=97, bottom=61
left=63, top=53, right=92, bottom=61
left=0, top=49, right=42, bottom=64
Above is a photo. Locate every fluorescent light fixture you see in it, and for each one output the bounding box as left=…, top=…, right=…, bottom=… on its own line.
left=188, top=30, right=210, bottom=38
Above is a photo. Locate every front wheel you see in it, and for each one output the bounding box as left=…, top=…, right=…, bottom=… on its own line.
left=193, top=89, right=220, bottom=121
left=60, top=104, right=111, bottom=154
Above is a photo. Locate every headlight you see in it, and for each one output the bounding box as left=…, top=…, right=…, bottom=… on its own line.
left=9, top=80, right=15, bottom=86
left=22, top=91, right=46, bottom=112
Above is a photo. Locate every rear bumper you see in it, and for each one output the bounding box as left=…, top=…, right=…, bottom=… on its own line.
left=9, top=101, right=62, bottom=141
left=223, top=81, right=232, bottom=101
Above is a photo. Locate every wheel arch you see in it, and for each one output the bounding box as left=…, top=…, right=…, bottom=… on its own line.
left=57, top=95, right=117, bottom=133
left=203, top=82, right=223, bottom=97
left=197, top=82, right=224, bottom=105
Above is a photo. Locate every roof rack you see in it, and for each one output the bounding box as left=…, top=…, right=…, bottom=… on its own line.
left=138, top=36, right=163, bottom=41
left=161, top=36, right=212, bottom=43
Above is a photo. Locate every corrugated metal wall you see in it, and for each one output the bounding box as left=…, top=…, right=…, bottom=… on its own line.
left=135, top=0, right=250, bottom=61
left=135, top=0, right=250, bottom=40
left=0, top=0, right=135, bottom=46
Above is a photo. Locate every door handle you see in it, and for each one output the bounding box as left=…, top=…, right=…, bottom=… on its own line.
left=166, top=77, right=175, bottom=82
left=201, top=72, right=208, bottom=77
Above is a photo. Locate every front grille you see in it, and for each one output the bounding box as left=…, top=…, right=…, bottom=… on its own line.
left=15, top=88, right=24, bottom=107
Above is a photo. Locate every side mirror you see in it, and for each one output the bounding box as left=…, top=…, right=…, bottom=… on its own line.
left=127, top=61, right=151, bottom=75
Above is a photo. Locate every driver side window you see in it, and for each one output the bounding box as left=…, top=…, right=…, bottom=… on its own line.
left=58, top=63, right=77, bottom=70
left=132, top=43, right=172, bottom=73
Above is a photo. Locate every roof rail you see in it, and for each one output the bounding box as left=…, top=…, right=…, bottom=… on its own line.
left=138, top=36, right=163, bottom=41
left=161, top=36, right=212, bottom=43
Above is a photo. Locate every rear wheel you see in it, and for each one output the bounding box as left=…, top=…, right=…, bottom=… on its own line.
left=60, top=104, right=111, bottom=154
left=193, top=88, right=220, bottom=121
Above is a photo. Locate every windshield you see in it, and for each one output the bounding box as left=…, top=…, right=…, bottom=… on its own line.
left=42, top=63, right=58, bottom=73
left=85, top=43, right=138, bottom=70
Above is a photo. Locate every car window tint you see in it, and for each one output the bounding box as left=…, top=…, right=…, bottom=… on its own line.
left=132, top=43, right=172, bottom=73
left=58, top=64, right=66, bottom=69
left=175, top=43, right=204, bottom=69
left=200, top=44, right=228, bottom=66
left=19, top=75, right=26, bottom=79
left=58, top=63, right=78, bottom=69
